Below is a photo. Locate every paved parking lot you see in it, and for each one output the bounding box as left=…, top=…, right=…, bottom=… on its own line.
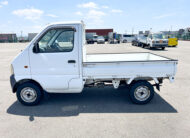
left=0, top=41, right=190, bottom=138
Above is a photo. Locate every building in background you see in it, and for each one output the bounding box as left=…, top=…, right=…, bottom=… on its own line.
left=161, top=31, right=178, bottom=36
left=180, top=28, right=190, bottom=40
left=28, top=33, right=38, bottom=41
left=85, top=29, right=113, bottom=41
left=0, top=34, right=17, bottom=43
left=161, top=28, right=190, bottom=40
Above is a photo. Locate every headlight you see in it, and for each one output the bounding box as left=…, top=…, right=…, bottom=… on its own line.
left=10, top=64, right=14, bottom=75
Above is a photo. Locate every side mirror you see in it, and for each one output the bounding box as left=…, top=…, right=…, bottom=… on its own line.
left=33, top=43, right=40, bottom=53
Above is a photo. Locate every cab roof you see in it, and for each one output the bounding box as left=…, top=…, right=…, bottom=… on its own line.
left=48, top=21, right=84, bottom=26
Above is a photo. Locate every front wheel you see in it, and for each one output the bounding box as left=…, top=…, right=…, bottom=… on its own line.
left=129, top=81, right=154, bottom=104
left=142, top=44, right=146, bottom=48
left=16, top=82, right=43, bottom=106
left=161, top=47, right=165, bottom=50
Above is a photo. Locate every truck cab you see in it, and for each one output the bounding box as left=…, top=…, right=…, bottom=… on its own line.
left=147, top=33, right=168, bottom=50
left=11, top=21, right=85, bottom=94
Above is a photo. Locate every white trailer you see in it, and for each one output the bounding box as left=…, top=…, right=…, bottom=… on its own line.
left=120, top=34, right=135, bottom=43
left=10, top=21, right=178, bottom=105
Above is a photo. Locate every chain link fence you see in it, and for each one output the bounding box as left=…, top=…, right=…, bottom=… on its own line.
left=175, top=33, right=190, bottom=41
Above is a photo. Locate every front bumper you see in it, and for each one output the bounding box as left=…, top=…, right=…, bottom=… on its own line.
left=97, top=41, right=105, bottom=44
left=152, top=43, right=168, bottom=47
left=10, top=74, right=16, bottom=92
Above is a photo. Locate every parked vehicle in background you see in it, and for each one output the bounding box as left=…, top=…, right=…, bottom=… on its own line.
left=120, top=34, right=135, bottom=43
left=167, top=35, right=178, bottom=47
left=97, top=36, right=105, bottom=44
left=10, top=21, right=178, bottom=106
left=108, top=32, right=120, bottom=44
left=18, top=36, right=29, bottom=42
left=86, top=39, right=94, bottom=44
left=108, top=38, right=119, bottom=44
left=132, top=35, right=140, bottom=46
left=93, top=35, right=98, bottom=42
left=146, top=33, right=168, bottom=50
left=86, top=33, right=96, bottom=44
left=138, top=35, right=148, bottom=47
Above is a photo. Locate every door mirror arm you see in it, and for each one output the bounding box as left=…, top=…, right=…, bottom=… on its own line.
left=33, top=42, right=40, bottom=53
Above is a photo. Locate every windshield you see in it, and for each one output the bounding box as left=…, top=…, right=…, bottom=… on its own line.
left=98, top=36, right=104, bottom=39
left=152, top=34, right=164, bottom=39
left=93, top=35, right=98, bottom=38
left=123, top=35, right=134, bottom=37
left=138, top=35, right=146, bottom=39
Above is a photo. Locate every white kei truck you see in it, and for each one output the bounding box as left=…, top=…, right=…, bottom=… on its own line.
left=10, top=21, right=178, bottom=106
left=146, top=33, right=168, bottom=50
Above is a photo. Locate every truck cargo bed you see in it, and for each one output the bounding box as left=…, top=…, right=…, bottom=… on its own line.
left=83, top=52, right=177, bottom=79
left=84, top=52, right=175, bottom=62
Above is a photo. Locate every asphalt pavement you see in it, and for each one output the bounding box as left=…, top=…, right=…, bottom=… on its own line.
left=0, top=41, right=190, bottom=138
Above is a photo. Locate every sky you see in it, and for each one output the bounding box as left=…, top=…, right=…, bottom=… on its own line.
left=0, top=0, right=189, bottom=36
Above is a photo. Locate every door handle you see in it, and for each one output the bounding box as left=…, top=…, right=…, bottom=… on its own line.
left=68, top=60, right=76, bottom=63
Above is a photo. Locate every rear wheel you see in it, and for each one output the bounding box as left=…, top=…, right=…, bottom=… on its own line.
left=161, top=47, right=165, bottom=50
left=129, top=81, right=154, bottom=104
left=16, top=82, right=43, bottom=106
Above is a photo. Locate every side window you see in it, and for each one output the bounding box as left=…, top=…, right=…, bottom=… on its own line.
left=52, top=30, right=74, bottom=52
left=38, top=29, right=57, bottom=51
left=37, top=28, right=75, bottom=53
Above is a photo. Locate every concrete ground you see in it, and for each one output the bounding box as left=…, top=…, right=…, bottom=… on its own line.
left=0, top=41, right=190, bottom=138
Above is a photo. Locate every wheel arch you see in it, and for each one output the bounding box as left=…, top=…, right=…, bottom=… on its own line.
left=126, top=77, right=159, bottom=85
left=13, top=79, right=43, bottom=93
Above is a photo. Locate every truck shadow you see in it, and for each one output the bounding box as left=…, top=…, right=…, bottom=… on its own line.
left=148, top=48, right=168, bottom=51
left=132, top=45, right=169, bottom=51
left=7, top=87, right=177, bottom=119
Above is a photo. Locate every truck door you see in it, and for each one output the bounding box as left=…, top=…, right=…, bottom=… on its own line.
left=29, top=25, right=81, bottom=92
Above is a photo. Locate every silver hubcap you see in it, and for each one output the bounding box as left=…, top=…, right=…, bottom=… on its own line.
left=20, top=87, right=37, bottom=103
left=134, top=86, right=150, bottom=101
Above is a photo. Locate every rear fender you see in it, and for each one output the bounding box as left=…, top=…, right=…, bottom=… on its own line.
left=126, top=77, right=159, bottom=85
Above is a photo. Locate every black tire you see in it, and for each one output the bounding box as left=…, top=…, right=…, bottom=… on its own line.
left=161, top=47, right=165, bottom=50
left=16, top=82, right=43, bottom=106
left=129, top=81, right=154, bottom=104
